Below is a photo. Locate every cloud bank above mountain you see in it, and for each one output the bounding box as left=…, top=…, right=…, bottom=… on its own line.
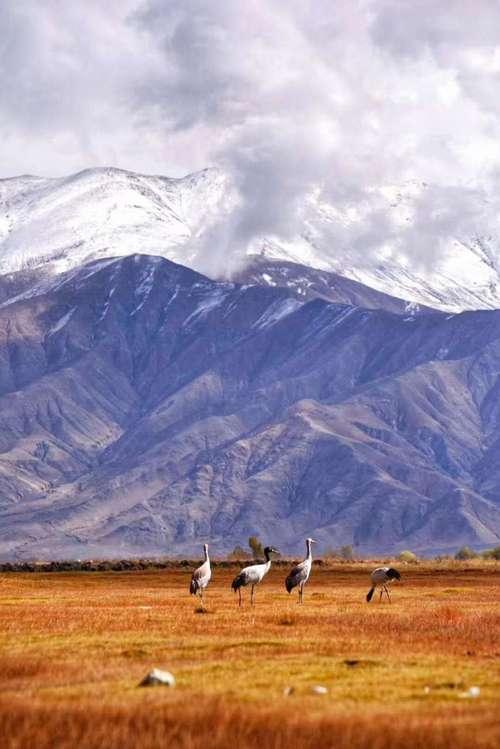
left=1, top=0, right=500, bottom=272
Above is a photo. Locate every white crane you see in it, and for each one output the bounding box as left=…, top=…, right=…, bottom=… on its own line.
left=231, top=546, right=280, bottom=606
left=366, top=567, right=401, bottom=603
left=285, top=538, right=316, bottom=603
left=189, top=543, right=211, bottom=606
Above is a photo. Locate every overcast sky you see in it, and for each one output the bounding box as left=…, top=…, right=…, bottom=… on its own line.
left=2, top=0, right=500, bottom=266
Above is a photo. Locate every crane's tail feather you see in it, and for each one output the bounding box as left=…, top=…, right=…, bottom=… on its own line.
left=366, top=587, right=375, bottom=603
left=189, top=579, right=198, bottom=595
left=231, top=575, right=243, bottom=591
left=285, top=576, right=294, bottom=593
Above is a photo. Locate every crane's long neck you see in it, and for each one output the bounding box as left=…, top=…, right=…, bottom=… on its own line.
left=264, top=548, right=272, bottom=563
left=204, top=547, right=209, bottom=562
left=306, top=540, right=313, bottom=561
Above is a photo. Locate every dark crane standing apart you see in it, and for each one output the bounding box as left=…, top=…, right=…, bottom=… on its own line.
left=366, top=567, right=401, bottom=603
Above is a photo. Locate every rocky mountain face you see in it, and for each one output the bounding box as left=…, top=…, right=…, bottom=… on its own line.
left=234, top=256, right=435, bottom=315
left=0, top=253, right=499, bottom=560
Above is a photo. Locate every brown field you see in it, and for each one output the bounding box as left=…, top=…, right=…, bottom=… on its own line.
left=0, top=561, right=499, bottom=749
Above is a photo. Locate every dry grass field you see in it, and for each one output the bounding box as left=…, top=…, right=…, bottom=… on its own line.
left=0, top=561, right=499, bottom=749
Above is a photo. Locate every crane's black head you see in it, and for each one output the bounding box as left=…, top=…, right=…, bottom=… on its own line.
left=386, top=568, right=401, bottom=581
left=264, top=546, right=280, bottom=559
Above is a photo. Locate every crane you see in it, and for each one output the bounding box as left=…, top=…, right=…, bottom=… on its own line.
left=231, top=546, right=280, bottom=606
left=285, top=538, right=316, bottom=603
left=366, top=566, right=401, bottom=602
left=189, top=543, right=211, bottom=606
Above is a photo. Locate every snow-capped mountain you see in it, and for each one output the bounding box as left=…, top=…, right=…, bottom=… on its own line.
left=0, top=167, right=234, bottom=274
left=1, top=166, right=499, bottom=312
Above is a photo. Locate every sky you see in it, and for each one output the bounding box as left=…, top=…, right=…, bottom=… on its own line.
left=2, top=0, right=500, bottom=268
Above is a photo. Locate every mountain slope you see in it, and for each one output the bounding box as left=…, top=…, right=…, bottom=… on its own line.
left=1, top=167, right=500, bottom=312
left=234, top=255, right=434, bottom=314
left=0, top=254, right=499, bottom=560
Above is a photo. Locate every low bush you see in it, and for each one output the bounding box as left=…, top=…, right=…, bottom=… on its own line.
left=340, top=545, right=354, bottom=560
left=398, top=550, right=417, bottom=563
left=481, top=546, right=500, bottom=560
left=454, top=546, right=477, bottom=561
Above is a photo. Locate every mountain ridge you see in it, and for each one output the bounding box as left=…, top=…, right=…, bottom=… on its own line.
left=0, top=254, right=499, bottom=561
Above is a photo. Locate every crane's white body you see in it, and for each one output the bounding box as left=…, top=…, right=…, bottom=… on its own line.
left=231, top=546, right=279, bottom=606
left=238, top=559, right=271, bottom=586
left=285, top=538, right=316, bottom=603
left=190, top=544, right=211, bottom=604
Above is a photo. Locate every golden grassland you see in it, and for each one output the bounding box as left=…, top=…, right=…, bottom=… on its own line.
left=0, top=561, right=499, bottom=748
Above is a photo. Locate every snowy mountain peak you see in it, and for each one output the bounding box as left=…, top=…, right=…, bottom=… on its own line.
left=1, top=165, right=500, bottom=312
left=0, top=165, right=233, bottom=275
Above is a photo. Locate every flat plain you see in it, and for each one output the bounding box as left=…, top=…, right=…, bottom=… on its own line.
left=0, top=562, right=499, bottom=749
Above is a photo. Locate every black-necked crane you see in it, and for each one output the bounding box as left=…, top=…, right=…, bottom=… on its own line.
left=189, top=543, right=211, bottom=606
left=366, top=566, right=401, bottom=602
left=231, top=546, right=280, bottom=606
left=285, top=538, right=316, bottom=603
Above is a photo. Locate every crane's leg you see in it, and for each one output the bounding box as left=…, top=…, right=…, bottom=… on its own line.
left=251, top=585, right=255, bottom=606
left=385, top=585, right=391, bottom=603
left=379, top=587, right=383, bottom=602
left=238, top=588, right=242, bottom=607
left=299, top=583, right=304, bottom=604
left=200, top=588, right=204, bottom=608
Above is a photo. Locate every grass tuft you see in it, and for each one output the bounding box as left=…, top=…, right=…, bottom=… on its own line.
left=278, top=614, right=297, bottom=626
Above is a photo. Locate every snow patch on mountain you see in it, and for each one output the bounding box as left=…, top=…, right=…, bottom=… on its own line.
left=48, top=306, right=76, bottom=335
left=183, top=287, right=231, bottom=328
left=253, top=298, right=302, bottom=330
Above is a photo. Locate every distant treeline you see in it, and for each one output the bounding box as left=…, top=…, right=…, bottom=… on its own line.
left=1, top=538, right=498, bottom=573
left=0, top=558, right=330, bottom=573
